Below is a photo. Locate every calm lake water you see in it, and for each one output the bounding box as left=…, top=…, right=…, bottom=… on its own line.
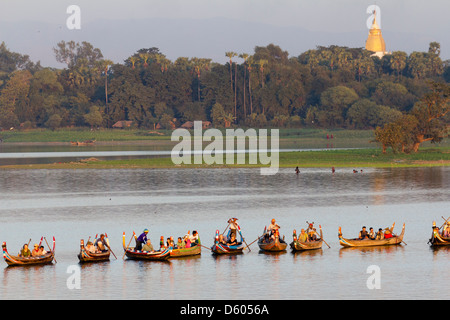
left=0, top=166, right=449, bottom=300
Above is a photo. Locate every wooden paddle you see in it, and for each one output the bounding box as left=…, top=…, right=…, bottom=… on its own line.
left=317, top=225, right=331, bottom=248
left=200, top=244, right=212, bottom=251
left=105, top=233, right=117, bottom=259
left=244, top=236, right=261, bottom=251
left=236, top=224, right=251, bottom=252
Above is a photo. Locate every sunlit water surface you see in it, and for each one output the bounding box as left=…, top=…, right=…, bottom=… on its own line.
left=0, top=167, right=449, bottom=300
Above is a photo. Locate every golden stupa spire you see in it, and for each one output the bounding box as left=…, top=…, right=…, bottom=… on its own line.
left=365, top=8, right=386, bottom=57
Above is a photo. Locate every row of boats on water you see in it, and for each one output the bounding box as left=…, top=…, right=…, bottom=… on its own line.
left=2, top=217, right=450, bottom=267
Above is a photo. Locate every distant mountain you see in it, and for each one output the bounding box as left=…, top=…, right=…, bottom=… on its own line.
left=0, top=17, right=447, bottom=68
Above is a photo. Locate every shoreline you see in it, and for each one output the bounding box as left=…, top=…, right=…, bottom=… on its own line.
left=1, top=149, right=449, bottom=170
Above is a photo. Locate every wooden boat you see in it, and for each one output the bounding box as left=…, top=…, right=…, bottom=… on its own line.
left=2, top=237, right=55, bottom=267
left=211, top=229, right=245, bottom=255
left=338, top=223, right=405, bottom=248
left=70, top=140, right=96, bottom=146
left=169, top=239, right=202, bottom=258
left=429, top=221, right=450, bottom=246
left=122, top=232, right=170, bottom=261
left=258, top=229, right=287, bottom=252
left=78, top=239, right=110, bottom=263
left=290, top=226, right=324, bottom=251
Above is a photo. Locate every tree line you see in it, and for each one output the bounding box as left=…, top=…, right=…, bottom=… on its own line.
left=0, top=40, right=448, bottom=151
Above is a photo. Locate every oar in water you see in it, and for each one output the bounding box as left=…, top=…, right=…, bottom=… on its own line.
left=105, top=233, right=117, bottom=259
left=243, top=236, right=261, bottom=251
left=317, top=225, right=331, bottom=248
left=236, top=224, right=251, bottom=252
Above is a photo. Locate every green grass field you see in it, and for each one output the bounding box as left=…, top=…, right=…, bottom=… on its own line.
left=1, top=128, right=449, bottom=169
left=1, top=147, right=448, bottom=170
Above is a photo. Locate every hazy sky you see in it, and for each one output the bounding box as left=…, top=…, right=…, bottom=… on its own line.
left=0, top=0, right=448, bottom=66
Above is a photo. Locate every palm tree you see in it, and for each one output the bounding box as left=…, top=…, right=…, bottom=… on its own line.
left=390, top=51, right=407, bottom=79
left=239, top=53, right=249, bottom=121
left=225, top=52, right=237, bottom=121
left=139, top=53, right=150, bottom=68
left=257, top=59, right=268, bottom=88
left=246, top=55, right=255, bottom=115
left=191, top=58, right=211, bottom=101
left=225, top=51, right=237, bottom=92
left=98, top=59, right=113, bottom=125
left=129, top=56, right=137, bottom=69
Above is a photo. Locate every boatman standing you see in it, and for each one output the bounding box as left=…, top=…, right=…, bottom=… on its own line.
left=135, top=229, right=149, bottom=251
left=267, top=219, right=281, bottom=236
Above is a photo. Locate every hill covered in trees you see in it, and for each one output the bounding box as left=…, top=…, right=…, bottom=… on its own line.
left=0, top=41, right=449, bottom=134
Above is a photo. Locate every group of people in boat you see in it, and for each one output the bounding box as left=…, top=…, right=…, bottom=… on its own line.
left=439, top=222, right=450, bottom=238
left=261, top=219, right=286, bottom=243
left=358, top=225, right=395, bottom=240
left=294, top=222, right=321, bottom=243
left=135, top=228, right=199, bottom=252
left=216, top=218, right=243, bottom=246
left=85, top=234, right=110, bottom=253
left=19, top=243, right=47, bottom=257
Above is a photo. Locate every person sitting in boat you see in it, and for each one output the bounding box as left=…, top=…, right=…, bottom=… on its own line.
left=189, top=230, right=199, bottom=246
left=86, top=241, right=97, bottom=253
left=384, top=228, right=394, bottom=239
left=31, top=244, right=40, bottom=257
left=358, top=226, right=369, bottom=240
left=166, top=237, right=175, bottom=248
left=177, top=237, right=185, bottom=249
left=142, top=239, right=154, bottom=252
left=184, top=235, right=191, bottom=248
left=375, top=228, right=384, bottom=240
left=442, top=223, right=450, bottom=237
left=308, top=229, right=318, bottom=241
left=135, top=229, right=149, bottom=251
left=267, top=219, right=280, bottom=236
left=368, top=227, right=376, bottom=240
left=218, top=234, right=227, bottom=245
left=95, top=234, right=109, bottom=252
left=38, top=246, right=47, bottom=255
left=270, top=229, right=280, bottom=241
left=298, top=229, right=309, bottom=243
left=227, top=234, right=238, bottom=246
left=19, top=244, right=32, bottom=257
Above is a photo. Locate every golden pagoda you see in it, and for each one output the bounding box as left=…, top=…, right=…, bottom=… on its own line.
left=365, top=10, right=387, bottom=58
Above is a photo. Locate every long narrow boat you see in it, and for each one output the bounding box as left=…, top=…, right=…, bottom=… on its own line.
left=429, top=222, right=450, bottom=247
left=169, top=239, right=202, bottom=258
left=78, top=239, right=110, bottom=263
left=211, top=230, right=245, bottom=255
left=290, top=226, right=324, bottom=252
left=2, top=237, right=55, bottom=267
left=258, top=229, right=287, bottom=252
left=338, top=223, right=405, bottom=248
left=122, top=232, right=170, bottom=261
